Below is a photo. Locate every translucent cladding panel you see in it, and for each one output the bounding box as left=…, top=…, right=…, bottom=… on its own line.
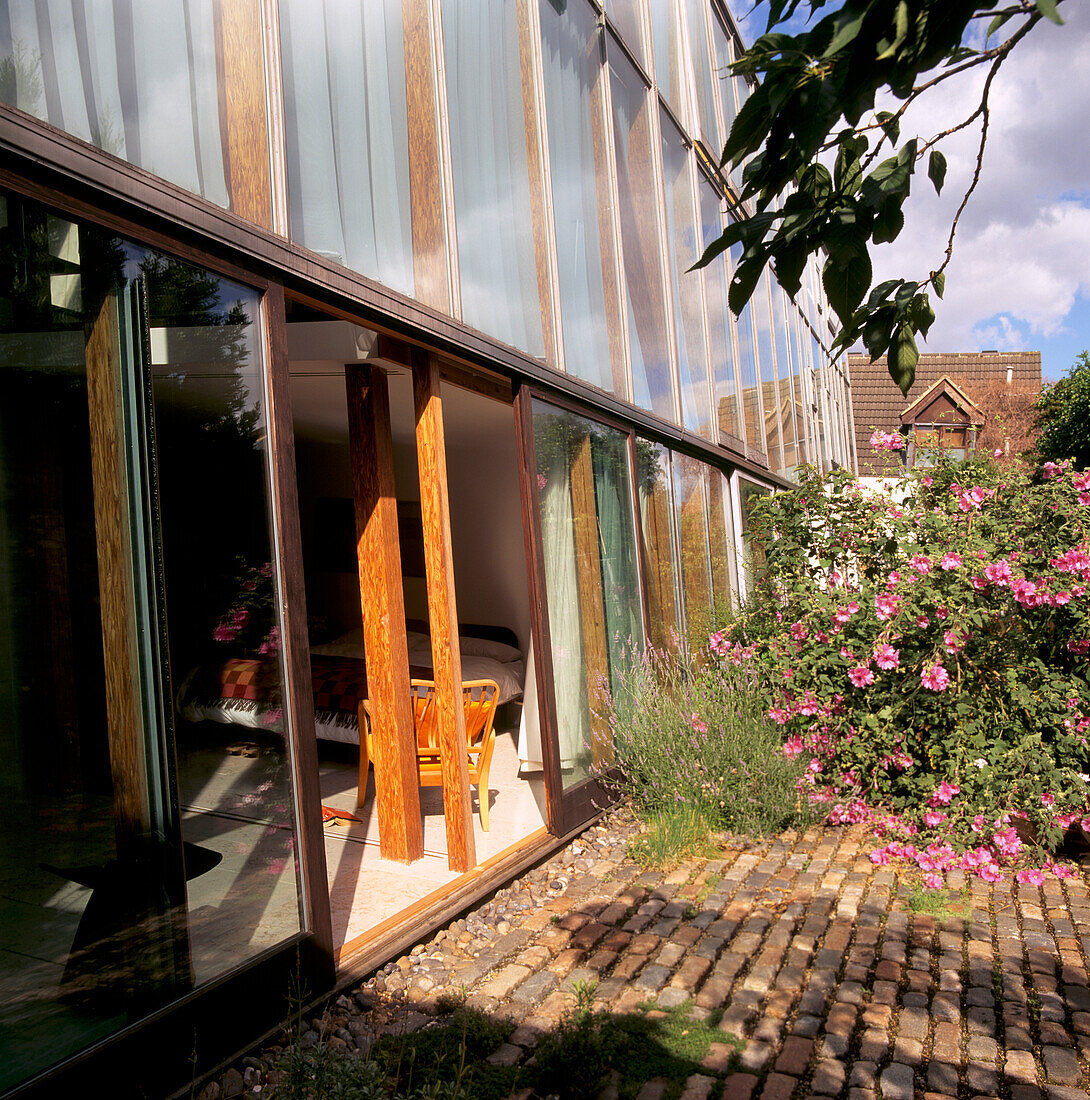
left=532, top=402, right=643, bottom=790
left=605, top=0, right=646, bottom=68
left=442, top=1, right=544, bottom=357
left=730, top=72, right=751, bottom=189
left=706, top=468, right=736, bottom=618
left=634, top=440, right=681, bottom=653
left=539, top=0, right=623, bottom=396
left=811, top=331, right=829, bottom=468
left=672, top=453, right=713, bottom=652
left=789, top=306, right=809, bottom=464
left=771, top=280, right=799, bottom=471
left=0, top=192, right=302, bottom=1092
left=0, top=0, right=232, bottom=208
left=698, top=180, right=740, bottom=441
left=710, top=13, right=736, bottom=146
left=752, top=269, right=783, bottom=471
left=609, top=47, right=675, bottom=421
left=660, top=115, right=711, bottom=438
left=737, top=477, right=769, bottom=589
left=683, top=0, right=719, bottom=149
left=279, top=0, right=413, bottom=296
left=647, top=0, right=685, bottom=118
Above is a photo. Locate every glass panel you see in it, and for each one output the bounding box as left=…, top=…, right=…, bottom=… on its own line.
left=0, top=190, right=303, bottom=1091
left=634, top=441, right=681, bottom=653
left=700, top=182, right=740, bottom=440
left=605, top=0, right=646, bottom=69
left=0, top=0, right=234, bottom=208
left=737, top=477, right=769, bottom=589
left=672, top=453, right=713, bottom=652
left=609, top=46, right=675, bottom=421
left=711, top=13, right=736, bottom=149
left=539, top=0, right=624, bottom=396
left=647, top=0, right=685, bottom=118
left=279, top=0, right=414, bottom=296
left=442, top=1, right=545, bottom=357
left=532, top=401, right=642, bottom=790
left=660, top=115, right=711, bottom=438
left=683, top=0, right=719, bottom=148
left=752, top=269, right=782, bottom=470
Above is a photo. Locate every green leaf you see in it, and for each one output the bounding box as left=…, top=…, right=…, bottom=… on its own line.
left=728, top=257, right=764, bottom=317
left=987, top=11, right=1014, bottom=38
left=823, top=11, right=866, bottom=57
left=932, top=271, right=946, bottom=299
left=1035, top=0, right=1065, bottom=24
left=823, top=249, right=872, bottom=322
left=928, top=150, right=948, bottom=195
left=875, top=111, right=900, bottom=146
left=876, top=1, right=910, bottom=60
left=872, top=202, right=905, bottom=244
left=722, top=81, right=771, bottom=168
left=888, top=322, right=919, bottom=395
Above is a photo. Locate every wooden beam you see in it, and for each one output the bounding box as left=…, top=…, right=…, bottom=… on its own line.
left=412, top=347, right=475, bottom=873
left=216, top=0, right=273, bottom=228
left=346, top=365, right=423, bottom=864
left=85, top=290, right=149, bottom=856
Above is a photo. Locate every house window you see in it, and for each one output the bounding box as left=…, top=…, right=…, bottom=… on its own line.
left=912, top=424, right=970, bottom=466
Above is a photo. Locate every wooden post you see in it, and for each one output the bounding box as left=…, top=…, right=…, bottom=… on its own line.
left=217, top=0, right=273, bottom=228
left=412, top=348, right=475, bottom=873
left=346, top=365, right=423, bottom=864
left=85, top=291, right=150, bottom=856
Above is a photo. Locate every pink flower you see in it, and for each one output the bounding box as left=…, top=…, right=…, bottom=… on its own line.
left=943, top=628, right=965, bottom=654
left=993, top=827, right=1023, bottom=858
left=869, top=847, right=891, bottom=865
left=212, top=623, right=239, bottom=643
left=940, top=552, right=963, bottom=570
left=849, top=664, right=875, bottom=688
left=929, top=781, right=960, bottom=806
left=915, top=615, right=930, bottom=628
left=790, top=621, right=808, bottom=641
left=1041, top=791, right=1056, bottom=808
left=922, top=476, right=933, bottom=487
left=921, top=662, right=950, bottom=691
left=875, top=593, right=902, bottom=621
left=978, top=864, right=1005, bottom=883
left=922, top=872, right=944, bottom=889
left=870, top=429, right=905, bottom=451
left=970, top=575, right=989, bottom=590
left=923, top=810, right=946, bottom=827
left=767, top=705, right=790, bottom=725
left=985, top=560, right=1013, bottom=586
left=783, top=735, right=803, bottom=757
left=1012, top=578, right=1038, bottom=606
left=537, top=472, right=548, bottom=489
left=910, top=554, right=932, bottom=574
left=1053, top=863, right=1076, bottom=879
left=1016, top=868, right=1046, bottom=886
left=873, top=643, right=900, bottom=670
left=691, top=713, right=708, bottom=734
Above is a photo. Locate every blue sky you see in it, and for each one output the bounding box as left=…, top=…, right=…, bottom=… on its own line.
left=726, top=1, right=1090, bottom=382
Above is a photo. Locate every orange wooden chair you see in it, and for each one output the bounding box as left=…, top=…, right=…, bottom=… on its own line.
left=357, top=679, right=500, bottom=830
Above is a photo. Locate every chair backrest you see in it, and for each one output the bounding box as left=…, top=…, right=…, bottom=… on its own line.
left=409, top=678, right=499, bottom=754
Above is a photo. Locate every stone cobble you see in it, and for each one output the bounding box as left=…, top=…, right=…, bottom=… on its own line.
left=197, top=813, right=1090, bottom=1099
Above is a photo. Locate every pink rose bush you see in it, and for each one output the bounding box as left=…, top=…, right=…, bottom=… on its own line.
left=724, top=451, right=1090, bottom=882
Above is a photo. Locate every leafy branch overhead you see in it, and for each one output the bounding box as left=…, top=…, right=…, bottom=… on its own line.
left=696, top=0, right=1065, bottom=396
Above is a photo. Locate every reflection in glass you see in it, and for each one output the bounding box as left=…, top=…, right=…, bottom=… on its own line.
left=539, top=0, right=624, bottom=396
left=672, top=454, right=713, bottom=652
left=711, top=14, right=736, bottom=150
left=737, top=478, right=770, bottom=590
left=279, top=0, right=414, bottom=295
left=442, top=1, right=545, bottom=357
left=699, top=181, right=741, bottom=441
left=661, top=116, right=711, bottom=438
left=532, top=402, right=642, bottom=789
left=0, top=190, right=302, bottom=1092
left=772, top=281, right=799, bottom=471
left=609, top=47, right=675, bottom=422
left=635, top=442, right=682, bottom=653
left=0, top=0, right=232, bottom=208
left=707, top=469, right=736, bottom=618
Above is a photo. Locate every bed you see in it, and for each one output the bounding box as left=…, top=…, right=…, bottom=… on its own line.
left=178, top=621, right=525, bottom=746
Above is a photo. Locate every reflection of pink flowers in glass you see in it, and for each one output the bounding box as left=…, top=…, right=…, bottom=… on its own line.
left=266, top=858, right=287, bottom=875
left=921, top=662, right=950, bottom=691
left=213, top=622, right=239, bottom=643
left=259, top=625, right=281, bottom=655
left=261, top=706, right=284, bottom=728
left=537, top=472, right=547, bottom=490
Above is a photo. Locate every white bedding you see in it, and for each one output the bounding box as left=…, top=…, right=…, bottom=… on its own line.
left=308, top=630, right=525, bottom=746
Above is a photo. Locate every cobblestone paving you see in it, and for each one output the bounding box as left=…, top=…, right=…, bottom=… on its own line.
left=202, top=816, right=1090, bottom=1099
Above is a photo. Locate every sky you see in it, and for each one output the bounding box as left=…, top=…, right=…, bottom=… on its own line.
left=726, top=1, right=1090, bottom=382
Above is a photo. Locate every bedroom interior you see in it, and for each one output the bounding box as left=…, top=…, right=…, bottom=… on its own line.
left=174, top=308, right=550, bottom=955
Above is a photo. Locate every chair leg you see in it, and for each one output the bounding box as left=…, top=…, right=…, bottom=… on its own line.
left=357, top=734, right=371, bottom=808
left=478, top=784, right=489, bottom=832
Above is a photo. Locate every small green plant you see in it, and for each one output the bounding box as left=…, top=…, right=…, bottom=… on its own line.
left=628, top=806, right=719, bottom=870
left=902, top=882, right=970, bottom=920
left=570, top=977, right=598, bottom=1014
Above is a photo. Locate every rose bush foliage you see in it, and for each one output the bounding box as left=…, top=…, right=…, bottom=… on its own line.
left=720, top=449, right=1090, bottom=883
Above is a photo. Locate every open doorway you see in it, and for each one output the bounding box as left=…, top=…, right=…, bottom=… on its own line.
left=285, top=306, right=548, bottom=951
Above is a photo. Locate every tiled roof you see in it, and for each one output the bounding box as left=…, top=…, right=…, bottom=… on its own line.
left=848, top=351, right=1042, bottom=475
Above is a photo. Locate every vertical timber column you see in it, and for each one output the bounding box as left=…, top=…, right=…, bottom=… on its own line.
left=402, top=0, right=450, bottom=313
left=217, top=0, right=273, bottom=228
left=412, top=348, right=475, bottom=873
left=569, top=435, right=611, bottom=767
left=85, top=291, right=150, bottom=857
left=346, top=365, right=423, bottom=864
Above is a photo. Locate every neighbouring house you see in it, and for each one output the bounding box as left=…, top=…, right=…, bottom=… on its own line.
left=0, top=2, right=855, bottom=1095
left=849, top=351, right=1043, bottom=491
